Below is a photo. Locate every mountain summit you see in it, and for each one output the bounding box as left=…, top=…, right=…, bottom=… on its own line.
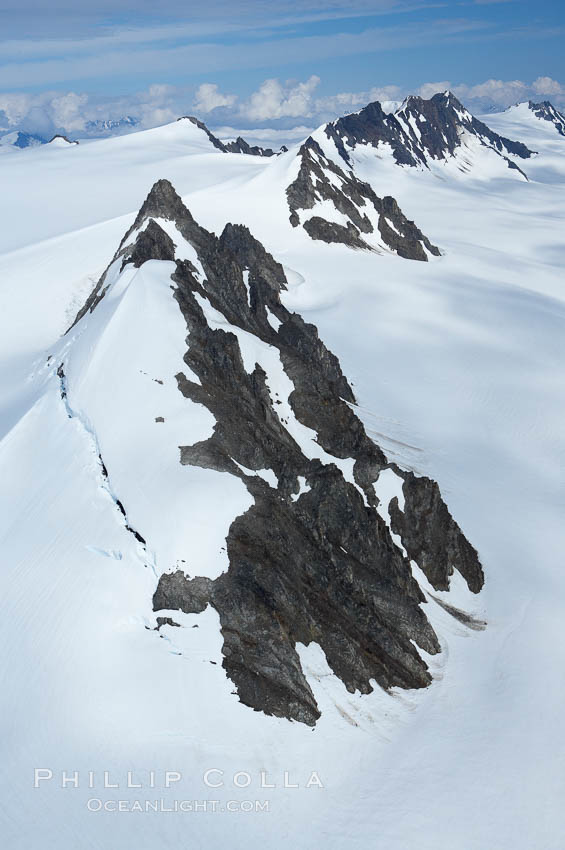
left=325, top=91, right=535, bottom=174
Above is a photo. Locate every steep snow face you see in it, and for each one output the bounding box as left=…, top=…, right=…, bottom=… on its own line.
left=493, top=100, right=565, bottom=139
left=61, top=254, right=252, bottom=581
left=0, top=97, right=564, bottom=850
left=0, top=118, right=270, bottom=254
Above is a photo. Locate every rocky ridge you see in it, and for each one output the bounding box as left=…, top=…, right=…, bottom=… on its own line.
left=178, top=116, right=284, bottom=157
left=286, top=136, right=441, bottom=259
left=224, top=136, right=277, bottom=157
left=71, top=179, right=484, bottom=726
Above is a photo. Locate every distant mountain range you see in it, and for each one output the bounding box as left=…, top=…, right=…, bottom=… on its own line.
left=2, top=94, right=564, bottom=158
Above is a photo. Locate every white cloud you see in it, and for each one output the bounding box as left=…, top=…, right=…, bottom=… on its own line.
left=457, top=78, right=528, bottom=105
left=532, top=76, right=563, bottom=96
left=243, top=76, right=320, bottom=121
left=135, top=83, right=178, bottom=127
left=416, top=77, right=565, bottom=110
left=1, top=74, right=564, bottom=142
left=0, top=92, right=33, bottom=125
left=194, top=83, right=237, bottom=113
left=49, top=92, right=88, bottom=131
left=417, top=80, right=451, bottom=99
left=314, top=84, right=404, bottom=118
left=214, top=124, right=313, bottom=149
left=215, top=124, right=313, bottom=141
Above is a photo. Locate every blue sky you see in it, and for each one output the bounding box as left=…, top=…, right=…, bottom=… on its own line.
left=0, top=0, right=564, bottom=139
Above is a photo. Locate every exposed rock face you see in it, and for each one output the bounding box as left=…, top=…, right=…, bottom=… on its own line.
left=224, top=136, right=276, bottom=157
left=286, top=137, right=441, bottom=259
left=397, top=93, right=533, bottom=163
left=527, top=100, right=565, bottom=137
left=389, top=470, right=483, bottom=594
left=326, top=100, right=425, bottom=168
left=73, top=179, right=484, bottom=727
left=325, top=91, right=534, bottom=175
left=48, top=134, right=79, bottom=145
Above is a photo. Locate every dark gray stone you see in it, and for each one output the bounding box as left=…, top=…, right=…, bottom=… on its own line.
left=286, top=137, right=440, bottom=259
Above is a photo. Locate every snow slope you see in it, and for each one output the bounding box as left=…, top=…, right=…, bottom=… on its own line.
left=0, top=106, right=564, bottom=848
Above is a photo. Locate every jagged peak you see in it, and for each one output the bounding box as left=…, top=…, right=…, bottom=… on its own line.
left=528, top=99, right=556, bottom=110
left=398, top=90, right=469, bottom=117
left=219, top=222, right=288, bottom=291
left=323, top=88, right=533, bottom=175
left=119, top=179, right=197, bottom=250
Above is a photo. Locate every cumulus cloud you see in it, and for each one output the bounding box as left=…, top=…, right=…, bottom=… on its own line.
left=244, top=76, right=320, bottom=121
left=415, top=76, right=565, bottom=111
left=315, top=85, right=403, bottom=114
left=0, top=83, right=184, bottom=136
left=532, top=76, right=563, bottom=96
left=417, top=81, right=451, bottom=99
left=215, top=124, right=314, bottom=149
left=194, top=83, right=237, bottom=113
left=1, top=74, right=564, bottom=142
left=0, top=90, right=90, bottom=135
left=49, top=92, right=89, bottom=131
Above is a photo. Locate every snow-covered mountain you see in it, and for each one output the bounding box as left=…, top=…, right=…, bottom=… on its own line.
left=279, top=92, right=541, bottom=250
left=323, top=91, right=534, bottom=176
left=0, top=129, right=47, bottom=151
left=84, top=115, right=140, bottom=136
left=500, top=99, right=565, bottom=137
left=1, top=92, right=564, bottom=849
left=527, top=100, right=565, bottom=136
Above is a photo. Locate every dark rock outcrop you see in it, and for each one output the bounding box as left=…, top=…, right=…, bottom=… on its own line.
left=389, top=469, right=484, bottom=594
left=72, top=179, right=484, bottom=727
left=176, top=116, right=284, bottom=157
left=527, top=100, right=565, bottom=137
left=326, top=100, right=424, bottom=168
left=287, top=137, right=440, bottom=259
left=224, top=136, right=276, bottom=157
left=397, top=92, right=533, bottom=163
left=48, top=134, right=79, bottom=145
